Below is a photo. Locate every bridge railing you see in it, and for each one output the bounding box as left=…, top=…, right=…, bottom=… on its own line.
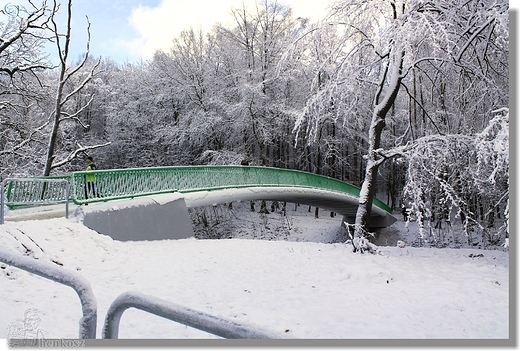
left=2, top=166, right=392, bottom=214
left=0, top=177, right=70, bottom=224
left=0, top=249, right=279, bottom=339
left=70, top=165, right=364, bottom=201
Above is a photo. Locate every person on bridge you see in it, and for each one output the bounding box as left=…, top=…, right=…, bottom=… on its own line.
left=84, top=156, right=99, bottom=199
left=240, top=158, right=255, bottom=210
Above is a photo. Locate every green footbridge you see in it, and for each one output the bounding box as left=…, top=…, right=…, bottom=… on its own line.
left=1, top=166, right=396, bottom=230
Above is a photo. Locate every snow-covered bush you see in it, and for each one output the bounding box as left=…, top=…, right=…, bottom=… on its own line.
left=402, top=109, right=509, bottom=249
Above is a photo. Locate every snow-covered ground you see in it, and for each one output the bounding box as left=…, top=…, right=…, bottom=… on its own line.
left=0, top=198, right=510, bottom=345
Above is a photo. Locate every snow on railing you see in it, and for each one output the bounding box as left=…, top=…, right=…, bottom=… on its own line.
left=0, top=178, right=70, bottom=224
left=0, top=248, right=97, bottom=339
left=102, top=291, right=282, bottom=339
left=1, top=166, right=393, bottom=214
left=69, top=165, right=384, bottom=207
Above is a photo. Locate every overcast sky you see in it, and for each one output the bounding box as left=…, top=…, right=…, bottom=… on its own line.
left=2, top=0, right=332, bottom=65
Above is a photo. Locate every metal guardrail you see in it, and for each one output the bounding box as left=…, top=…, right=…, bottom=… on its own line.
left=0, top=249, right=280, bottom=339
left=0, top=178, right=70, bottom=224
left=0, top=248, right=97, bottom=339
left=102, top=291, right=281, bottom=339
left=0, top=166, right=392, bottom=215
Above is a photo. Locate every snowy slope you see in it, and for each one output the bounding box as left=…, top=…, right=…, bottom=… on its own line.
left=0, top=201, right=510, bottom=341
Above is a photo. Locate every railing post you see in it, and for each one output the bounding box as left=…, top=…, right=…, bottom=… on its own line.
left=0, top=179, right=6, bottom=225
left=65, top=181, right=70, bottom=219
left=0, top=248, right=97, bottom=339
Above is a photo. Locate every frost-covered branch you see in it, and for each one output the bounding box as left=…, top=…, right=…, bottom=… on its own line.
left=0, top=120, right=50, bottom=156
left=60, top=96, right=95, bottom=129
left=455, top=17, right=496, bottom=63
left=399, top=82, right=442, bottom=135
left=43, top=0, right=101, bottom=176
left=0, top=64, right=50, bottom=77
left=50, top=142, right=111, bottom=170
left=61, top=66, right=99, bottom=108
left=0, top=1, right=49, bottom=54
left=475, top=108, right=509, bottom=185
left=402, top=108, right=509, bottom=246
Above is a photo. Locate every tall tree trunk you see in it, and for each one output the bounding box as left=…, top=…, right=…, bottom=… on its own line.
left=353, top=48, right=404, bottom=252
left=42, top=0, right=102, bottom=176
left=354, top=116, right=385, bottom=234
left=43, top=1, right=72, bottom=176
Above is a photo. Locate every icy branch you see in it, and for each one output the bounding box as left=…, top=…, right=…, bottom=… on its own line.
left=0, top=121, right=50, bottom=156
left=60, top=96, right=95, bottom=126
left=455, top=17, right=496, bottom=63
left=50, top=142, right=111, bottom=170
left=400, top=82, right=442, bottom=134
left=0, top=64, right=51, bottom=77
left=0, top=4, right=48, bottom=55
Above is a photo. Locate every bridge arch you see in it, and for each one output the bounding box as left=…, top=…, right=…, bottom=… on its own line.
left=3, top=166, right=396, bottom=229
left=70, top=165, right=396, bottom=228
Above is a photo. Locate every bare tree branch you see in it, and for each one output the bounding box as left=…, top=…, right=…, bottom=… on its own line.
left=400, top=81, right=443, bottom=135
left=0, top=120, right=50, bottom=156
left=43, top=0, right=102, bottom=176
left=50, top=142, right=111, bottom=170
left=61, top=61, right=101, bottom=108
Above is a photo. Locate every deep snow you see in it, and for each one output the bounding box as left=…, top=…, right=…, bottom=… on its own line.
left=0, top=197, right=510, bottom=345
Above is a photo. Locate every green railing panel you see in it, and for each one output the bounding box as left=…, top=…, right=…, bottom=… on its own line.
left=5, top=176, right=70, bottom=205
left=2, top=166, right=392, bottom=214
left=68, top=166, right=391, bottom=214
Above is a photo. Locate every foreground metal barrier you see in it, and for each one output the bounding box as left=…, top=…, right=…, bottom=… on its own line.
left=103, top=291, right=281, bottom=339
left=0, top=178, right=70, bottom=224
left=0, top=248, right=97, bottom=339
left=0, top=249, right=279, bottom=339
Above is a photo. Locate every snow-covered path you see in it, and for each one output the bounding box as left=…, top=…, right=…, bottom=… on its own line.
left=0, top=206, right=509, bottom=340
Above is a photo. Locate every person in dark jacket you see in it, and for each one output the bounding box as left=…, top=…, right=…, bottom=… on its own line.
left=84, top=156, right=98, bottom=199
left=240, top=158, right=255, bottom=210
left=401, top=204, right=409, bottom=221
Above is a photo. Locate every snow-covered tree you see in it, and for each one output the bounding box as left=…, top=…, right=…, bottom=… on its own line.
left=0, top=0, right=54, bottom=178
left=293, top=0, right=508, bottom=252
left=402, top=108, right=508, bottom=248
left=213, top=0, right=303, bottom=165
left=42, top=0, right=108, bottom=176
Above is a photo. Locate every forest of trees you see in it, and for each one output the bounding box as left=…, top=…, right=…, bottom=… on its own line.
left=0, top=0, right=509, bottom=249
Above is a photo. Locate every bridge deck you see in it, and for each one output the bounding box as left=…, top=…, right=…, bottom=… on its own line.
left=1, top=166, right=396, bottom=227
